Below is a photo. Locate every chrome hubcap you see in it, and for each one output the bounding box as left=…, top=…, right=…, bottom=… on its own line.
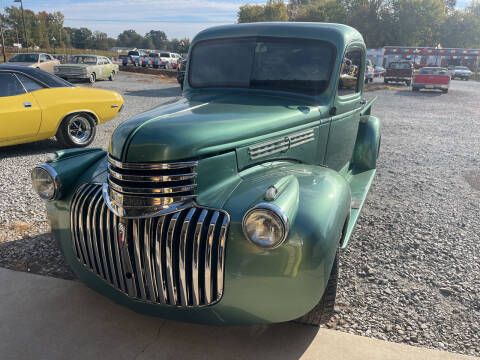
left=68, top=116, right=92, bottom=144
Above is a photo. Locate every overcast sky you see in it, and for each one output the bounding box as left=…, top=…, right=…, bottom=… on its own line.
left=12, top=0, right=266, bottom=39
left=4, top=0, right=475, bottom=40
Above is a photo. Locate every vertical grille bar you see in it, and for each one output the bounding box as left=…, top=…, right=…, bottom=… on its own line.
left=154, top=217, right=168, bottom=303
left=77, top=185, right=96, bottom=268
left=85, top=187, right=102, bottom=274
left=165, top=213, right=179, bottom=305
left=143, top=218, right=157, bottom=301
left=192, top=209, right=207, bottom=306
left=179, top=208, right=196, bottom=306
left=204, top=212, right=219, bottom=304
left=91, top=192, right=105, bottom=279
left=105, top=207, right=120, bottom=288
left=217, top=216, right=229, bottom=300
left=71, top=184, right=229, bottom=307
left=132, top=219, right=147, bottom=300
left=98, top=202, right=111, bottom=284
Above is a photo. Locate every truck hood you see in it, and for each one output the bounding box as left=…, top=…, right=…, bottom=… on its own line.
left=5, top=62, right=36, bottom=67
left=109, top=91, right=326, bottom=162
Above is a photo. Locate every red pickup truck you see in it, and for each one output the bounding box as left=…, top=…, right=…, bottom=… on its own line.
left=412, top=67, right=450, bottom=93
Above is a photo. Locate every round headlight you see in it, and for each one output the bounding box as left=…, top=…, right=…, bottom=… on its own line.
left=31, top=164, right=60, bottom=200
left=242, top=203, right=289, bottom=249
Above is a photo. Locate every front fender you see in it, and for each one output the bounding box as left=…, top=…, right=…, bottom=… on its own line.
left=220, top=162, right=351, bottom=322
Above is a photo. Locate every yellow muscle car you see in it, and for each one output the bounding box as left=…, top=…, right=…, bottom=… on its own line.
left=0, top=65, right=124, bottom=148
left=6, top=53, right=60, bottom=74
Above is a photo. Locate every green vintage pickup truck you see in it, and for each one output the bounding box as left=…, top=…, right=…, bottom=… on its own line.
left=32, top=22, right=381, bottom=326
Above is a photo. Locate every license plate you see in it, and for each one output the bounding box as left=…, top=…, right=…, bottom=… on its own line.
left=425, top=85, right=434, bottom=88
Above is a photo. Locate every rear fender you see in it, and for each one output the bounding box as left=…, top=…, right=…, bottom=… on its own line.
left=351, top=115, right=381, bottom=172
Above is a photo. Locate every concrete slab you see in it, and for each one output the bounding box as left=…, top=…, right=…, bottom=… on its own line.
left=0, top=268, right=476, bottom=360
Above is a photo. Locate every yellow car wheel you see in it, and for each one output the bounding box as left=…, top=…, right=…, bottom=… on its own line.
left=56, top=113, right=96, bottom=148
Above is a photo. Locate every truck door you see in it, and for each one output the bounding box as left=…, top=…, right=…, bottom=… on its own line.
left=324, top=46, right=364, bottom=172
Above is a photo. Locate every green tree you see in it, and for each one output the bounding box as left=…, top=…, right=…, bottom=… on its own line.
left=117, top=29, right=144, bottom=48
left=238, top=0, right=289, bottom=23
left=145, top=30, right=168, bottom=49
left=295, top=0, right=348, bottom=24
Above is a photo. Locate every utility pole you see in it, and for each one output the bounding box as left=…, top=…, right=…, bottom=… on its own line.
left=0, top=15, right=7, bottom=63
left=14, top=0, right=28, bottom=49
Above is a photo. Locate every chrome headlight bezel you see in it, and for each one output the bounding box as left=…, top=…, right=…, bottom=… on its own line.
left=31, top=163, right=61, bottom=201
left=242, top=202, right=289, bottom=249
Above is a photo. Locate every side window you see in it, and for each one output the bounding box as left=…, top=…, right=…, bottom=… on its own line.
left=46, top=55, right=53, bottom=60
left=39, top=54, right=47, bottom=62
left=16, top=74, right=45, bottom=92
left=338, top=49, right=363, bottom=96
left=0, top=73, right=26, bottom=97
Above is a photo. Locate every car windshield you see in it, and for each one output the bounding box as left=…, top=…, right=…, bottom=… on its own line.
left=160, top=53, right=170, bottom=57
left=455, top=66, right=469, bottom=70
left=390, top=62, right=410, bottom=69
left=419, top=68, right=447, bottom=75
left=128, top=51, right=139, bottom=56
left=70, top=56, right=97, bottom=64
left=9, top=53, right=39, bottom=63
left=189, top=37, right=335, bottom=96
left=149, top=53, right=159, bottom=58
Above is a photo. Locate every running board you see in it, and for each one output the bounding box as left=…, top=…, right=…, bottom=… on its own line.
left=341, top=169, right=376, bottom=250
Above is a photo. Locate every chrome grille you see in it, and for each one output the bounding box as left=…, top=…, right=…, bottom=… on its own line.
left=248, top=129, right=315, bottom=160
left=107, top=155, right=198, bottom=217
left=71, top=183, right=229, bottom=307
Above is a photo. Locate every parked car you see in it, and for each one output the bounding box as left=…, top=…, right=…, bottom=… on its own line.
left=54, top=55, right=119, bottom=83
left=374, top=65, right=385, bottom=77
left=384, top=61, right=413, bottom=85
left=6, top=52, right=60, bottom=73
left=32, top=23, right=381, bottom=326
left=412, top=67, right=450, bottom=93
left=0, top=65, right=123, bottom=148
left=159, top=52, right=182, bottom=69
left=118, top=54, right=131, bottom=66
left=365, top=59, right=374, bottom=83
left=451, top=66, right=472, bottom=81
left=176, top=56, right=188, bottom=89
left=128, top=50, right=147, bottom=66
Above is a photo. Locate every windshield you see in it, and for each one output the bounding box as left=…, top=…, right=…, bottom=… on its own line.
left=189, top=37, right=335, bottom=96
left=9, top=53, right=39, bottom=63
left=160, top=53, right=170, bottom=57
left=149, top=53, right=159, bottom=58
left=389, top=62, right=411, bottom=69
left=70, top=56, right=97, bottom=65
left=419, top=68, right=447, bottom=75
left=128, top=51, right=139, bottom=56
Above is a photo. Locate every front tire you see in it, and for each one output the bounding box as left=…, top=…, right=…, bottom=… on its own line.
left=295, top=249, right=339, bottom=326
left=109, top=71, right=115, bottom=81
left=56, top=113, right=96, bottom=148
left=406, top=80, right=411, bottom=86
left=89, top=73, right=96, bottom=83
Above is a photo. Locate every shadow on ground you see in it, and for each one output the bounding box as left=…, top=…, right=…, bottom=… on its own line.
left=124, top=87, right=181, bottom=98
left=0, top=232, right=76, bottom=280
left=0, top=138, right=61, bottom=159
left=394, top=90, right=444, bottom=97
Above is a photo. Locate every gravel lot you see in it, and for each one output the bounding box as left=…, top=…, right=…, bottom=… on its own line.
left=0, top=73, right=479, bottom=357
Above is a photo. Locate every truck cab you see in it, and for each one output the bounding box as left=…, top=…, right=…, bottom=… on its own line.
left=33, top=22, right=381, bottom=326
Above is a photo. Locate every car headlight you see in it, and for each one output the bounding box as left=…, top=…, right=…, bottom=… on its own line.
left=242, top=203, right=289, bottom=249
left=31, top=164, right=61, bottom=200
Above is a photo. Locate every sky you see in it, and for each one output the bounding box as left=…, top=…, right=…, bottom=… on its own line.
left=9, top=0, right=267, bottom=39
left=3, top=0, right=475, bottom=40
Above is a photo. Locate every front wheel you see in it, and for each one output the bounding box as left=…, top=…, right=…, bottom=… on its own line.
left=109, top=71, right=115, bottom=81
left=384, top=78, right=388, bottom=84
left=406, top=80, right=411, bottom=86
left=295, top=249, right=339, bottom=326
left=89, top=73, right=96, bottom=83
left=442, top=89, right=449, bottom=93
left=56, top=113, right=96, bottom=148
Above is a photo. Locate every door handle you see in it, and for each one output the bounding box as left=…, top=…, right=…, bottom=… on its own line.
left=24, top=102, right=32, bottom=108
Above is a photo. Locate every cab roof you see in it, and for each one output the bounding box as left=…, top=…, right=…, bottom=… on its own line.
left=192, top=22, right=364, bottom=50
